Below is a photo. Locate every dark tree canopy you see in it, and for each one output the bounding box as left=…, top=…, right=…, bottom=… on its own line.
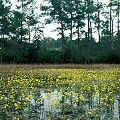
left=0, top=0, right=120, bottom=64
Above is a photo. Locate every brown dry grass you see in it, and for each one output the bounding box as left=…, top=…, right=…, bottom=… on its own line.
left=0, top=64, right=120, bottom=69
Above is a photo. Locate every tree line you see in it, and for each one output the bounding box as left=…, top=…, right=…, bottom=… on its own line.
left=0, top=0, right=120, bottom=64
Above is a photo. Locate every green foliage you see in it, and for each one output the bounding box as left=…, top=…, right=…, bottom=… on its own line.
left=37, top=49, right=63, bottom=64
left=0, top=0, right=120, bottom=64
left=93, top=50, right=120, bottom=64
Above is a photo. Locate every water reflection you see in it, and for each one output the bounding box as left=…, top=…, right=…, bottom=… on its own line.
left=30, top=89, right=119, bottom=120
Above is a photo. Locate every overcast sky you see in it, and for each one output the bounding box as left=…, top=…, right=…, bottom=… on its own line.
left=11, top=0, right=110, bottom=40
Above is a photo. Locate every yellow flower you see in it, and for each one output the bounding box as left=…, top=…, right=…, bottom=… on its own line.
left=89, top=111, right=92, bottom=115
left=4, top=104, right=9, bottom=109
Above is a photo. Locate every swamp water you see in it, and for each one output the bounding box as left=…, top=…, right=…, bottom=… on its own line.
left=30, top=89, right=119, bottom=120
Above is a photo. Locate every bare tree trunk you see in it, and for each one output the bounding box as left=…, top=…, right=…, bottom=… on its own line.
left=18, top=1, right=24, bottom=63
left=112, top=19, right=113, bottom=49
left=118, top=0, right=120, bottom=47
left=75, top=0, right=80, bottom=50
left=70, top=2, right=73, bottom=63
left=109, top=0, right=112, bottom=51
left=0, top=41, right=2, bottom=64
left=87, top=0, right=90, bottom=64
left=59, top=0, right=65, bottom=51
left=61, top=20, right=65, bottom=50
left=20, top=1, right=24, bottom=43
left=90, top=21, right=93, bottom=57
left=98, top=11, right=101, bottom=43
left=28, top=25, right=31, bottom=43
left=77, top=20, right=80, bottom=49
left=0, top=5, right=5, bottom=64
left=97, top=0, right=101, bottom=53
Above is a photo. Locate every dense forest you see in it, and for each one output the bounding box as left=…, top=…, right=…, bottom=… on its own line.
left=0, top=0, right=120, bottom=64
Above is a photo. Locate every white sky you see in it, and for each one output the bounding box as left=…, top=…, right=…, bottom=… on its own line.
left=11, top=0, right=111, bottom=40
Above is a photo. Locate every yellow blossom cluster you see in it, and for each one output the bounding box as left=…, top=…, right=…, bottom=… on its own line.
left=0, top=66, right=120, bottom=119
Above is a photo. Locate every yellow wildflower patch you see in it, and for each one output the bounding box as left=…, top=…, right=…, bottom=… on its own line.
left=0, top=65, right=119, bottom=119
